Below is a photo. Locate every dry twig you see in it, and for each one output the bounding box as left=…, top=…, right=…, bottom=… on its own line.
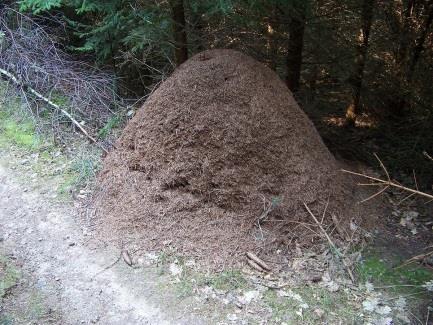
left=395, top=250, right=433, bottom=269
left=341, top=170, right=433, bottom=201
left=303, top=202, right=355, bottom=282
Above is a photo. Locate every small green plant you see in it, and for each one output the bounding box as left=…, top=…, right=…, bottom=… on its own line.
left=98, top=114, right=122, bottom=139
left=174, top=278, right=195, bottom=298
left=57, top=144, right=101, bottom=196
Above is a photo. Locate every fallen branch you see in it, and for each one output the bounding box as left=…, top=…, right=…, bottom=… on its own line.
left=246, top=252, right=271, bottom=271
left=341, top=169, right=433, bottom=201
left=424, top=151, right=433, bottom=162
left=0, top=67, right=108, bottom=154
left=247, top=259, right=265, bottom=272
left=342, top=153, right=433, bottom=202
left=121, top=250, right=133, bottom=266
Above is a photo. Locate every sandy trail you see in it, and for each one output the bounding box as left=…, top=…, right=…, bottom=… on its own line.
left=0, top=159, right=200, bottom=324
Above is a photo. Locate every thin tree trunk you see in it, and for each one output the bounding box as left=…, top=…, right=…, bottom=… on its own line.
left=393, top=0, right=416, bottom=115
left=346, top=0, right=375, bottom=125
left=170, top=0, right=188, bottom=66
left=396, top=0, right=416, bottom=66
left=407, top=1, right=433, bottom=82
left=286, top=1, right=306, bottom=92
left=265, top=4, right=279, bottom=71
left=394, top=0, right=432, bottom=114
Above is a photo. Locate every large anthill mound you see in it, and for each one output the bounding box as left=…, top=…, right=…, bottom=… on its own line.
left=94, top=49, right=356, bottom=266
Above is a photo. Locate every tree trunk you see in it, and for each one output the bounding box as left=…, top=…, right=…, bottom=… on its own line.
left=346, top=0, right=375, bottom=125
left=394, top=0, right=432, bottom=114
left=286, top=1, right=307, bottom=92
left=393, top=0, right=416, bottom=115
left=396, top=0, right=416, bottom=67
left=170, top=0, right=188, bottom=66
left=265, top=4, right=279, bottom=71
left=407, top=1, right=433, bottom=82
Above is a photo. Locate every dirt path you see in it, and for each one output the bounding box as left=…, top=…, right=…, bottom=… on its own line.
left=0, top=158, right=201, bottom=324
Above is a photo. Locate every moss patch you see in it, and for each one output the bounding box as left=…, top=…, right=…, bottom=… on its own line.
left=357, top=255, right=433, bottom=294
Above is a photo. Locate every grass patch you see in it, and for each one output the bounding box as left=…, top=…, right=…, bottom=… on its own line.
left=0, top=83, right=101, bottom=196
left=0, top=255, right=21, bottom=298
left=357, top=255, right=433, bottom=293
left=57, top=146, right=101, bottom=196
left=98, top=114, right=122, bottom=139
left=205, top=270, right=247, bottom=291
left=263, top=286, right=361, bottom=323
left=0, top=111, right=41, bottom=150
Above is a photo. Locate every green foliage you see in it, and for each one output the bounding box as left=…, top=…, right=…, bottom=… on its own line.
left=19, top=0, right=174, bottom=68
left=19, top=0, right=62, bottom=14
left=0, top=118, right=39, bottom=149
left=0, top=314, right=13, bottom=325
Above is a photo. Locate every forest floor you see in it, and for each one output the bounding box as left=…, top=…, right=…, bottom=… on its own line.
left=0, top=113, right=433, bottom=324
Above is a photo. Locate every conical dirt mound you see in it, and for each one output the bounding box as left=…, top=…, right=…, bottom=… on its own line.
left=94, top=49, right=354, bottom=266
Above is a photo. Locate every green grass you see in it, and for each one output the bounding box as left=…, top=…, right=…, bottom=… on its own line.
left=57, top=150, right=101, bottom=196
left=0, top=255, right=21, bottom=298
left=98, top=114, right=122, bottom=139
left=0, top=83, right=102, bottom=196
left=205, top=270, right=247, bottom=291
left=357, top=255, right=433, bottom=292
left=0, top=111, right=41, bottom=150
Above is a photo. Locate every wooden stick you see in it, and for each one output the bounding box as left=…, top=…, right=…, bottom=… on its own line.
left=246, top=252, right=271, bottom=271
left=121, top=250, right=133, bottom=266
left=424, top=151, right=433, bottom=161
left=0, top=67, right=108, bottom=154
left=247, top=259, right=265, bottom=272
left=373, top=153, right=390, bottom=181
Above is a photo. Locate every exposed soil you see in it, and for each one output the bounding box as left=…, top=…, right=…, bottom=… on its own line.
left=0, top=152, right=206, bottom=325
left=95, top=49, right=362, bottom=267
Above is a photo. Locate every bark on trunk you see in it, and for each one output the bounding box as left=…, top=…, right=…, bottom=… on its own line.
left=407, top=2, right=433, bottom=82
left=346, top=0, right=375, bottom=125
left=265, top=5, right=279, bottom=71
left=394, top=0, right=432, bottom=114
left=286, top=2, right=306, bottom=92
left=170, top=0, right=188, bottom=66
left=396, top=0, right=416, bottom=67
